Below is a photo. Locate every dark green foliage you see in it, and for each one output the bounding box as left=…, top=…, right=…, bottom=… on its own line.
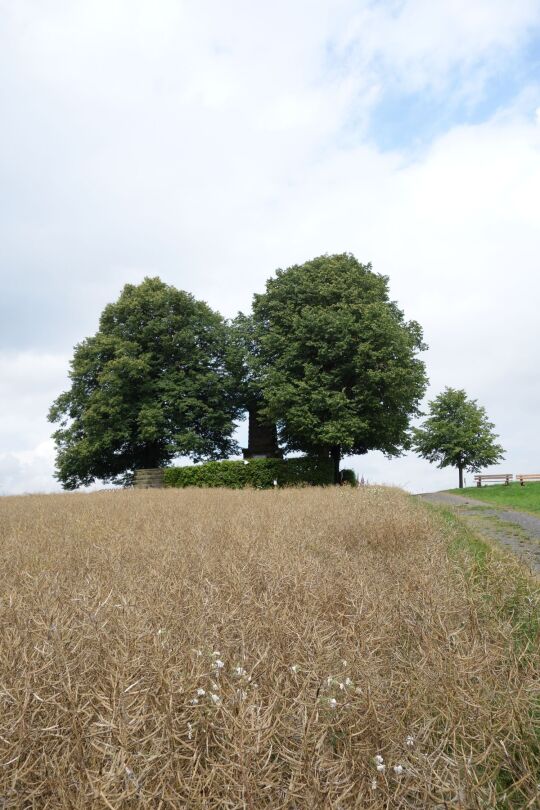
left=413, top=387, right=505, bottom=488
left=226, top=312, right=280, bottom=452
left=340, top=469, right=357, bottom=486
left=163, top=457, right=334, bottom=489
left=49, top=278, right=240, bottom=489
left=249, top=253, right=428, bottom=480
left=226, top=312, right=261, bottom=411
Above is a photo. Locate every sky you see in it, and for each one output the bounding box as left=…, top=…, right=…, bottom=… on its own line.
left=1, top=0, right=540, bottom=495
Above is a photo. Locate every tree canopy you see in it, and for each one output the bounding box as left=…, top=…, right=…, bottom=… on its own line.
left=49, top=277, right=239, bottom=488
left=249, top=253, right=428, bottom=481
left=413, top=387, right=505, bottom=488
left=226, top=312, right=262, bottom=414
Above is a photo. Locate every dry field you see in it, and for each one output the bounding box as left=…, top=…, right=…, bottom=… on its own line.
left=0, top=487, right=538, bottom=809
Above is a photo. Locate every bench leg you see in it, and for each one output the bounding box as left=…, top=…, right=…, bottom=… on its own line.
left=476, top=480, right=481, bottom=487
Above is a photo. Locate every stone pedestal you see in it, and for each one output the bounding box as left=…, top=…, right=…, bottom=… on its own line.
left=242, top=406, right=283, bottom=459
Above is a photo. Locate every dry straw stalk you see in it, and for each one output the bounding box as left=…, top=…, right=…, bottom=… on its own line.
left=0, top=487, right=538, bottom=808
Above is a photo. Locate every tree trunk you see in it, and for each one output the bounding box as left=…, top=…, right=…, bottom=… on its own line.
left=330, top=445, right=341, bottom=485
left=458, top=465, right=464, bottom=489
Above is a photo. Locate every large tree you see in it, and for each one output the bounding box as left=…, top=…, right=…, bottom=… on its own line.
left=49, top=277, right=240, bottom=488
left=413, top=387, right=505, bottom=488
left=250, top=253, right=428, bottom=482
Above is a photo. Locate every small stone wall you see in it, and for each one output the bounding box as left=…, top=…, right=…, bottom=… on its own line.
left=133, top=468, right=164, bottom=488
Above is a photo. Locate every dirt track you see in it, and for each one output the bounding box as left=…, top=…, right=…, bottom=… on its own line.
left=418, top=491, right=540, bottom=575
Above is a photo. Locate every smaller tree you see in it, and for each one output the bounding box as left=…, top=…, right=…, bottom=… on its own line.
left=413, top=388, right=505, bottom=488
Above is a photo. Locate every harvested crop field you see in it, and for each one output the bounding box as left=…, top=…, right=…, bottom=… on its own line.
left=0, top=487, right=538, bottom=808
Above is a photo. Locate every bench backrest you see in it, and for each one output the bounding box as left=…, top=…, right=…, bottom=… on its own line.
left=474, top=474, right=512, bottom=480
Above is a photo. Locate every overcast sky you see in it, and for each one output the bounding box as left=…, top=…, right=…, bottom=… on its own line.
left=1, top=0, right=540, bottom=495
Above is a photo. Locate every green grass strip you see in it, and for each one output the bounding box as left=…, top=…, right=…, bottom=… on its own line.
left=448, top=481, right=540, bottom=516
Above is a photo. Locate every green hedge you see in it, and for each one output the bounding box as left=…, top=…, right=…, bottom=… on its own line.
left=163, top=457, right=335, bottom=489
left=340, top=468, right=357, bottom=486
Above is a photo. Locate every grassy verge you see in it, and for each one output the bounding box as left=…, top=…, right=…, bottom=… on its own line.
left=448, top=480, right=540, bottom=515
left=438, top=504, right=540, bottom=806
left=441, top=505, right=539, bottom=651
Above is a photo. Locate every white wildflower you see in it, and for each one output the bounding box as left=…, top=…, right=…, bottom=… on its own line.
left=376, top=764, right=386, bottom=773
left=371, top=778, right=377, bottom=791
left=196, top=688, right=206, bottom=697
left=393, top=764, right=404, bottom=775
left=344, top=677, right=353, bottom=687
left=210, top=693, right=220, bottom=705
left=190, top=698, right=199, bottom=705
left=252, top=682, right=259, bottom=688
left=213, top=659, right=225, bottom=670
left=328, top=697, right=337, bottom=709
left=290, top=664, right=299, bottom=673
left=374, top=754, right=384, bottom=765
left=405, top=735, right=414, bottom=747
left=341, top=659, right=347, bottom=667
left=211, top=681, right=220, bottom=690
left=212, top=651, right=221, bottom=657
left=234, top=666, right=246, bottom=677
left=187, top=722, right=193, bottom=740
left=125, top=766, right=138, bottom=786
left=338, top=682, right=345, bottom=690
left=236, top=689, right=247, bottom=701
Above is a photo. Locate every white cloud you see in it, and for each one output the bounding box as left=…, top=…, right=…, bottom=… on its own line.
left=0, top=352, right=68, bottom=450
left=1, top=1, right=539, bottom=494
left=0, top=440, right=60, bottom=496
left=342, top=0, right=540, bottom=96
left=0, top=352, right=67, bottom=493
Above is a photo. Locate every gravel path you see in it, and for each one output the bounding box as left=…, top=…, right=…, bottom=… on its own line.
left=418, top=491, right=540, bottom=575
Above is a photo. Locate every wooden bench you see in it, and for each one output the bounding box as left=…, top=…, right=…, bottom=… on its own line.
left=516, top=474, right=540, bottom=487
left=474, top=474, right=513, bottom=487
